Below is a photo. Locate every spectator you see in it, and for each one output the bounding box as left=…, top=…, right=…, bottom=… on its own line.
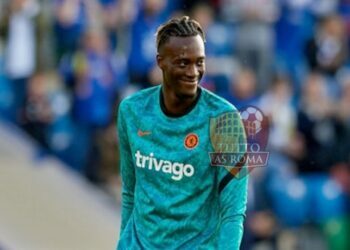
left=305, top=14, right=349, bottom=76
left=191, top=2, right=236, bottom=94
left=22, top=72, right=53, bottom=150
left=219, top=0, right=280, bottom=92
left=259, top=73, right=297, bottom=153
left=53, top=0, right=88, bottom=61
left=0, top=0, right=40, bottom=124
left=60, top=28, right=125, bottom=183
left=220, top=67, right=259, bottom=109
left=334, top=71, right=350, bottom=163
left=274, top=0, right=315, bottom=89
left=296, top=72, right=340, bottom=173
left=99, top=0, right=137, bottom=51
left=127, top=0, right=167, bottom=87
left=192, top=3, right=233, bottom=57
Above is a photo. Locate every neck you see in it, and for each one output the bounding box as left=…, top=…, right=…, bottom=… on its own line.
left=160, top=86, right=201, bottom=117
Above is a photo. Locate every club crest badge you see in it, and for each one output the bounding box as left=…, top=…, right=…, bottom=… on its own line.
left=184, top=133, right=199, bottom=150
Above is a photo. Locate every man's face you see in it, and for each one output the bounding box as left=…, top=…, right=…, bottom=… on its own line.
left=157, top=35, right=205, bottom=99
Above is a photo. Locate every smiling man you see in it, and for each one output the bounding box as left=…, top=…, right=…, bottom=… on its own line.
left=117, top=16, right=248, bottom=249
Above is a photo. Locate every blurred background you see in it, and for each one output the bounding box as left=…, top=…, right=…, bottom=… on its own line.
left=0, top=0, right=350, bottom=249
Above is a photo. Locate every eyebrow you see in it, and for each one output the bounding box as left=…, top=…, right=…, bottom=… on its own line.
left=174, top=55, right=206, bottom=60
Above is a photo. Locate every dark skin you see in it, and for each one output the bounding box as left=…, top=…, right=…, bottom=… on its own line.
left=156, top=35, right=205, bottom=116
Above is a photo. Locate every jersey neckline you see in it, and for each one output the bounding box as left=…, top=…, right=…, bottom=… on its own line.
left=158, top=85, right=202, bottom=120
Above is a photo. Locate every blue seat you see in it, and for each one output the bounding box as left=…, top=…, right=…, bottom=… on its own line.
left=303, top=174, right=346, bottom=223
left=268, top=173, right=347, bottom=227
left=269, top=177, right=309, bottom=227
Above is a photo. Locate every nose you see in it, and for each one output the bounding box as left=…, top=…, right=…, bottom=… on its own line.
left=186, top=64, right=199, bottom=79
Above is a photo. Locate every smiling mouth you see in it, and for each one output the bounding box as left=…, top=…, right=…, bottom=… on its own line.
left=180, top=79, right=198, bottom=85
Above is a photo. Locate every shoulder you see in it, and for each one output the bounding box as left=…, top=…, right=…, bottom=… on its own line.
left=201, top=87, right=238, bottom=114
left=119, top=85, right=160, bottom=113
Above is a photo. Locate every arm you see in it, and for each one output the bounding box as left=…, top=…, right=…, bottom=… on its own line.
left=217, top=109, right=249, bottom=249
left=218, top=172, right=248, bottom=250
left=117, top=102, right=135, bottom=235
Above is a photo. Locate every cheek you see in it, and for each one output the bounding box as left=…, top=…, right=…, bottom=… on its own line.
left=201, top=64, right=206, bottom=72
left=163, top=70, right=178, bottom=86
left=199, top=68, right=205, bottom=78
left=170, top=69, right=183, bottom=79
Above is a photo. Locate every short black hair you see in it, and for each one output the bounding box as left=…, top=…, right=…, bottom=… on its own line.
left=156, top=16, right=205, bottom=52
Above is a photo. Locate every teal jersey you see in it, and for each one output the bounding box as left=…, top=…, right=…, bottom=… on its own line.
left=117, top=85, right=248, bottom=250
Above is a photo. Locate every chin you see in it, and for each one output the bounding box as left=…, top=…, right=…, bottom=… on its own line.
left=177, top=85, right=198, bottom=99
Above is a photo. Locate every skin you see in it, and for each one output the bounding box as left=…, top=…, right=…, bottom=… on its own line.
left=156, top=35, right=205, bottom=116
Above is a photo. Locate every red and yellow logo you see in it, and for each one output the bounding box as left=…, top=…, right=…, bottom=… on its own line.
left=184, top=133, right=199, bottom=149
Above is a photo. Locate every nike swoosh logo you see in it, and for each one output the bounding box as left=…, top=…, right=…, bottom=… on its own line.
left=138, top=129, right=151, bottom=137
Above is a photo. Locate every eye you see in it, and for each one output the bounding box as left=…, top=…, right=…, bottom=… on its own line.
left=179, top=60, right=187, bottom=67
left=197, top=59, right=205, bottom=67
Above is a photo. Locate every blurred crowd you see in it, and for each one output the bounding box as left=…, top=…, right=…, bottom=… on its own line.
left=1, top=0, right=350, bottom=249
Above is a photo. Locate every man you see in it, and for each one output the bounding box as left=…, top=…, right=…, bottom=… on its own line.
left=117, top=16, right=248, bottom=249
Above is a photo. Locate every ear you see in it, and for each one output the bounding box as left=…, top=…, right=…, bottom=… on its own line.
left=156, top=54, right=164, bottom=70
